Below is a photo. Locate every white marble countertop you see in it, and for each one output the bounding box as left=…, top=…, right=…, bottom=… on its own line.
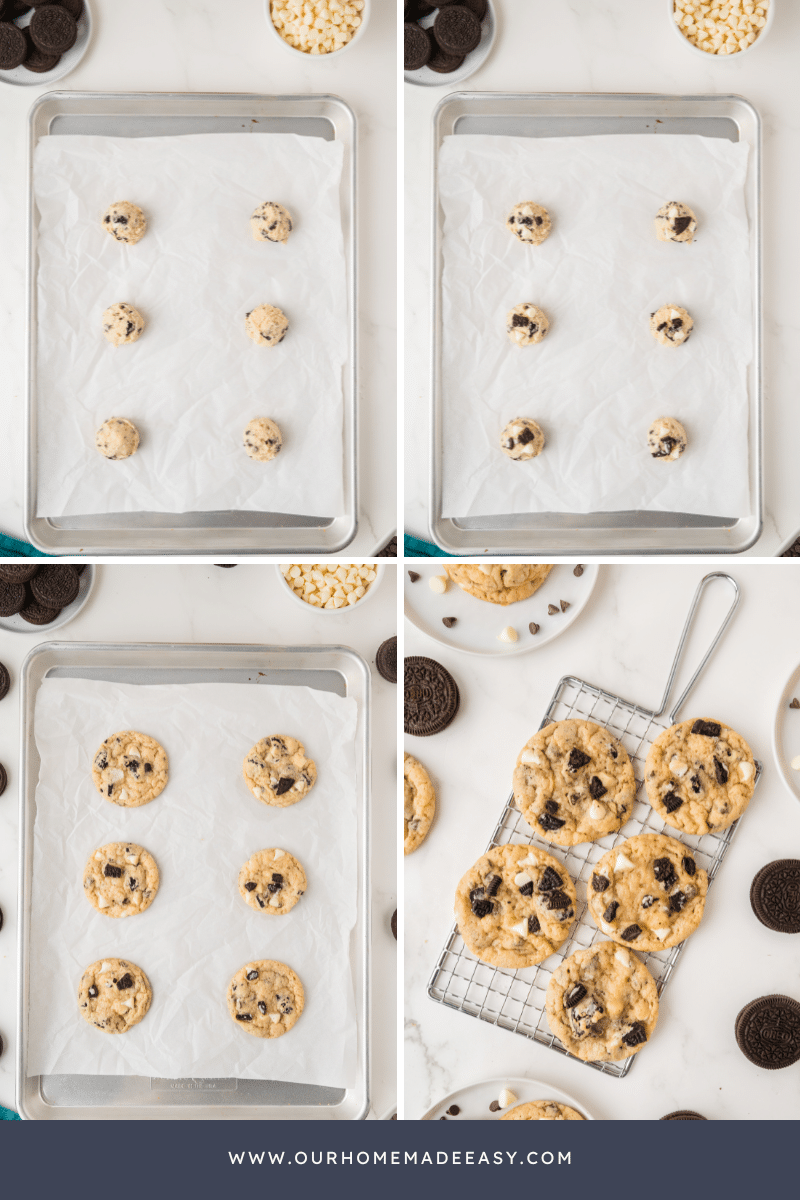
left=0, top=563, right=397, bottom=1119
left=404, top=563, right=800, bottom=1120
left=0, top=0, right=396, bottom=555
left=404, top=1, right=800, bottom=554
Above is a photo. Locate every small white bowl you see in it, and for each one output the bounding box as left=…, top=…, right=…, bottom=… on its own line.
left=276, top=563, right=384, bottom=615
left=264, top=0, right=371, bottom=60
left=668, top=0, right=774, bottom=60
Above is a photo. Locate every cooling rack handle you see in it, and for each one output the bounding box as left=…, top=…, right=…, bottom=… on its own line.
left=653, top=572, right=740, bottom=722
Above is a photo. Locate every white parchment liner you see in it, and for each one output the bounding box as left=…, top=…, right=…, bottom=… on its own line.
left=439, top=133, right=752, bottom=519
left=34, top=133, right=347, bottom=518
left=27, top=679, right=358, bottom=1086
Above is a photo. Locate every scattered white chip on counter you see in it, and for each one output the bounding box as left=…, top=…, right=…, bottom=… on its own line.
left=498, top=1088, right=518, bottom=1109
left=791, top=755, right=800, bottom=772
left=497, top=626, right=518, bottom=643
left=429, top=575, right=448, bottom=594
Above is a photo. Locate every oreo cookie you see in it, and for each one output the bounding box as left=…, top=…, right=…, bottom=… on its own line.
left=433, top=5, right=482, bottom=55
left=0, top=564, right=39, bottom=583
left=428, top=42, right=464, bottom=72
left=391, top=909, right=397, bottom=940
left=660, top=1111, right=707, bottom=1121
left=10, top=1, right=33, bottom=14
left=19, top=597, right=61, bottom=625
left=405, top=655, right=460, bottom=736
left=405, top=21, right=431, bottom=71
left=0, top=763, right=7, bottom=797
left=750, top=860, right=800, bottom=933
left=0, top=579, right=26, bottom=618
left=23, top=34, right=60, bottom=71
left=735, top=994, right=800, bottom=1069
left=30, top=564, right=79, bottom=609
left=462, top=0, right=488, bottom=17
left=34, top=0, right=82, bottom=16
left=0, top=19, right=28, bottom=67
left=0, top=661, right=9, bottom=700
left=29, top=4, right=77, bottom=54
left=376, top=636, right=397, bottom=684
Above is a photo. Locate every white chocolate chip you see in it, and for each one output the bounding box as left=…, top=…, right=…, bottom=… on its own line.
left=510, top=918, right=529, bottom=938
left=99, top=961, right=114, bottom=974
left=117, top=788, right=129, bottom=802
left=269, top=894, right=282, bottom=908
left=653, top=928, right=669, bottom=941
left=273, top=849, right=285, bottom=860
left=589, top=801, right=605, bottom=820
left=669, top=755, right=689, bottom=777
left=94, top=851, right=104, bottom=860
left=520, top=750, right=541, bottom=765
left=498, top=1088, right=518, bottom=1109
left=739, top=760, right=754, bottom=781
left=791, top=755, right=800, bottom=772
left=97, top=895, right=109, bottom=908
left=429, top=575, right=448, bottom=594
left=614, top=949, right=630, bottom=967
left=125, top=855, right=138, bottom=865
left=615, top=853, right=635, bottom=872
left=498, top=626, right=518, bottom=644
left=517, top=853, right=538, bottom=867
left=269, top=1013, right=281, bottom=1024
left=126, top=748, right=140, bottom=760
left=108, top=768, right=124, bottom=782
left=514, top=872, right=532, bottom=887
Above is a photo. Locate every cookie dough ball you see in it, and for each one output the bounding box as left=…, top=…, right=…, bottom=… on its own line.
left=655, top=201, right=697, bottom=244
left=648, top=416, right=687, bottom=462
left=95, top=418, right=139, bottom=461
left=507, top=303, right=549, bottom=346
left=245, top=303, right=288, bottom=347
left=102, top=201, right=147, bottom=245
left=500, top=418, right=545, bottom=460
left=650, top=305, right=693, bottom=347
left=506, top=202, right=552, bottom=245
left=251, top=201, right=293, bottom=244
left=102, top=302, right=144, bottom=346
left=243, top=417, right=282, bottom=462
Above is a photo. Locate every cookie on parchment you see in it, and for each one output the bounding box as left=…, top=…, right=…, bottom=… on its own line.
left=513, top=719, right=635, bottom=846
left=455, top=844, right=576, bottom=969
left=78, top=957, right=152, bottom=1034
left=227, top=959, right=304, bottom=1039
left=83, top=842, right=159, bottom=918
left=238, top=848, right=307, bottom=914
left=644, top=717, right=756, bottom=835
left=501, top=1101, right=585, bottom=1121
left=444, top=564, right=553, bottom=605
left=546, top=941, right=659, bottom=1064
left=242, top=735, right=317, bottom=807
left=404, top=752, right=435, bottom=855
left=587, top=833, right=708, bottom=951
left=92, top=731, right=169, bottom=807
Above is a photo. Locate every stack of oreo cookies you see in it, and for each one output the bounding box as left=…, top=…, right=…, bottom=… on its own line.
left=404, top=0, right=488, bottom=77
left=0, top=563, right=84, bottom=625
left=0, top=0, right=82, bottom=75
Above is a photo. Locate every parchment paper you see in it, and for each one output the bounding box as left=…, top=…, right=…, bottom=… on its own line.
left=27, top=679, right=359, bottom=1086
left=440, top=134, right=752, bottom=519
left=34, top=133, right=347, bottom=518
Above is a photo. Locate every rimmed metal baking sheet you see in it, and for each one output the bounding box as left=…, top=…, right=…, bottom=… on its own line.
left=17, top=642, right=370, bottom=1119
left=429, top=92, right=762, bottom=555
left=24, top=92, right=358, bottom=555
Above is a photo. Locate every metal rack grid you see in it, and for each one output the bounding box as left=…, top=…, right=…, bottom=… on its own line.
left=427, top=573, right=762, bottom=1078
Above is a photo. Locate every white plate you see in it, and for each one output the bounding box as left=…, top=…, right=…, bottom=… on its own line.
left=0, top=1, right=93, bottom=88
left=405, top=1, right=496, bottom=89
left=421, top=1075, right=594, bottom=1121
left=0, top=565, right=95, bottom=633
left=772, top=661, right=800, bottom=802
left=404, top=563, right=599, bottom=656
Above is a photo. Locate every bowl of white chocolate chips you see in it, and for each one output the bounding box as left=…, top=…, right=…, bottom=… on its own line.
left=277, top=563, right=383, bottom=612
left=670, top=0, right=773, bottom=57
left=266, top=0, right=369, bottom=57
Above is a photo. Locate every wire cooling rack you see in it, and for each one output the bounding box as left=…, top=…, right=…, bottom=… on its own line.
left=427, top=573, right=763, bottom=1078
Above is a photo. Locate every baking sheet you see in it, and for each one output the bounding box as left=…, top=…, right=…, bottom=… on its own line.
left=27, top=678, right=358, bottom=1086
left=439, top=132, right=752, bottom=520
left=34, top=132, right=347, bottom=519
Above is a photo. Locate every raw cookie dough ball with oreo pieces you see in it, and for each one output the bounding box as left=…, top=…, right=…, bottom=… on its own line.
left=102, top=302, right=144, bottom=346
left=648, top=416, right=687, bottom=462
left=243, top=417, right=282, bottom=462
left=250, top=201, right=293, bottom=244
left=500, top=417, right=545, bottom=460
left=506, top=202, right=552, bottom=246
left=650, top=304, right=693, bottom=347
left=238, top=848, right=307, bottom=915
left=506, top=303, right=549, bottom=347
left=242, top=735, right=317, bottom=808
left=227, top=959, right=304, bottom=1039
left=78, top=957, right=152, bottom=1034
left=92, top=731, right=169, bottom=808
left=655, top=202, right=697, bottom=244
left=102, top=201, right=146, bottom=245
left=245, top=303, right=288, bottom=347
left=95, top=418, right=140, bottom=461
left=645, top=717, right=756, bottom=835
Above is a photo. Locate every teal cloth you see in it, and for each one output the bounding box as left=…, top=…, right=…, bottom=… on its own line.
left=404, top=534, right=455, bottom=558
left=0, top=1105, right=20, bottom=1120
left=0, top=532, right=46, bottom=558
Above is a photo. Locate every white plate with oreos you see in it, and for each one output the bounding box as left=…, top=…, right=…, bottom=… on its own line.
left=404, top=0, right=495, bottom=88
left=0, top=564, right=95, bottom=632
left=0, top=0, right=92, bottom=88
left=404, top=563, right=599, bottom=657
left=421, top=1076, right=594, bottom=1121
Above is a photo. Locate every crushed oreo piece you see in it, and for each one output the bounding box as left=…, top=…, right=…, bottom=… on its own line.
left=691, top=719, right=721, bottom=738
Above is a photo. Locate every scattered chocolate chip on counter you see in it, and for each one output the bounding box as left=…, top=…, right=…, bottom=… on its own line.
left=529, top=622, right=539, bottom=635
left=573, top=564, right=584, bottom=576
left=547, top=604, right=559, bottom=615
left=442, top=616, right=456, bottom=628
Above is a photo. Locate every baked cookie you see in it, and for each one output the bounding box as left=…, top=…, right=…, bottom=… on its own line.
left=102, top=302, right=144, bottom=346
left=95, top=417, right=139, bottom=460
left=506, top=202, right=552, bottom=246
left=238, top=848, right=306, bottom=914
left=102, top=201, right=146, bottom=245
left=250, top=201, right=293, bottom=244
left=227, top=959, right=304, bottom=1038
left=513, top=720, right=635, bottom=846
left=546, top=941, right=659, bottom=1063
left=506, top=303, right=549, bottom=346
left=243, top=417, right=282, bottom=462
left=78, top=957, right=152, bottom=1034
left=587, top=833, right=708, bottom=951
left=645, top=717, right=756, bottom=834
left=245, top=304, right=288, bottom=346
left=501, top=1101, right=585, bottom=1121
left=92, top=731, right=169, bottom=807
left=648, top=416, right=687, bottom=461
left=404, top=752, right=435, bottom=854
left=499, top=418, right=545, bottom=460
left=654, top=202, right=697, bottom=244
left=83, top=842, right=159, bottom=918
left=444, top=564, right=553, bottom=605
left=650, top=305, right=693, bottom=346
left=455, top=844, right=577, bottom=968
left=242, top=735, right=317, bottom=808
